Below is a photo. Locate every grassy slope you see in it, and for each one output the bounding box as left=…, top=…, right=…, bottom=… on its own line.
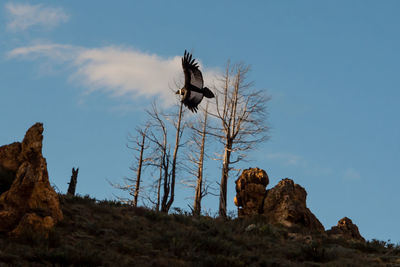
left=0, top=195, right=399, bottom=267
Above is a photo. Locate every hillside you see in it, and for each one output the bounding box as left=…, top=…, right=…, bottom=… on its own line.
left=0, top=194, right=400, bottom=266
left=1, top=121, right=400, bottom=266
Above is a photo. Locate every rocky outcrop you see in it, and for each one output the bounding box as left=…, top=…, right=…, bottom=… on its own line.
left=0, top=142, right=22, bottom=194
left=0, top=123, right=63, bottom=236
left=327, top=217, right=365, bottom=241
left=263, top=178, right=324, bottom=233
left=234, top=168, right=268, bottom=216
left=234, top=168, right=324, bottom=233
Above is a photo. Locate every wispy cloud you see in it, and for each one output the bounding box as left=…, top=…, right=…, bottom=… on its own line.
left=74, top=47, right=182, bottom=99
left=8, top=43, right=79, bottom=60
left=8, top=43, right=217, bottom=106
left=5, top=3, right=69, bottom=31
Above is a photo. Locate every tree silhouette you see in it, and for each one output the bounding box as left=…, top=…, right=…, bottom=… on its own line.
left=209, top=62, right=270, bottom=218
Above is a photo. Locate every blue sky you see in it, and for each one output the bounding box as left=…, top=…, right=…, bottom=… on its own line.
left=1, top=1, right=400, bottom=243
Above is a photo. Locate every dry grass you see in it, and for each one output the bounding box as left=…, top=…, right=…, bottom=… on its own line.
left=0, top=194, right=399, bottom=266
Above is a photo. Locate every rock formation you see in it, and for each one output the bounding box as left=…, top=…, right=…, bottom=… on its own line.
left=234, top=168, right=268, bottom=216
left=262, top=178, right=324, bottom=233
left=0, top=123, right=63, bottom=236
left=235, top=168, right=324, bottom=233
left=326, top=217, right=365, bottom=241
left=0, top=142, right=22, bottom=194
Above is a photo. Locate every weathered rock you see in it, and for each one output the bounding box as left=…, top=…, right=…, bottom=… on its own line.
left=326, top=217, right=365, bottom=241
left=235, top=168, right=325, bottom=233
left=234, top=168, right=269, bottom=216
left=0, top=123, right=63, bottom=236
left=263, top=178, right=325, bottom=233
left=19, top=121, right=44, bottom=163
left=0, top=142, right=22, bottom=194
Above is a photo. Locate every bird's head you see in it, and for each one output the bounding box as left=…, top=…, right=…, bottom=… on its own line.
left=175, top=88, right=185, bottom=95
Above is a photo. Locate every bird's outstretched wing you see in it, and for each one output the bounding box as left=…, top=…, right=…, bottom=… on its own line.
left=185, top=90, right=203, bottom=112
left=182, top=50, right=204, bottom=89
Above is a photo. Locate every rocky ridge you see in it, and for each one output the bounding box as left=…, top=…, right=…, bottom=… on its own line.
left=235, top=167, right=364, bottom=239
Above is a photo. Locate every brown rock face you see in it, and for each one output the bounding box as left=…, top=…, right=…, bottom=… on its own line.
left=263, top=178, right=324, bottom=233
left=0, top=142, right=22, bottom=194
left=0, top=123, right=63, bottom=236
left=327, top=217, right=365, bottom=241
left=235, top=168, right=324, bottom=233
left=234, top=168, right=268, bottom=216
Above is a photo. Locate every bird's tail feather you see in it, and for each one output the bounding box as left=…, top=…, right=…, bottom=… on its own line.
left=203, top=87, right=215, bottom=98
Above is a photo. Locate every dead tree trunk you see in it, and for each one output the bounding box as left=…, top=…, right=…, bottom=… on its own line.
left=193, top=103, right=209, bottom=216
left=160, top=149, right=170, bottom=212
left=132, top=131, right=146, bottom=207
left=219, top=140, right=232, bottom=217
left=163, top=101, right=184, bottom=212
left=67, top=167, right=79, bottom=196
left=156, top=158, right=163, bottom=212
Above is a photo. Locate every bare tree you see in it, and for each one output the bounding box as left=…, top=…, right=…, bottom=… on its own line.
left=144, top=100, right=185, bottom=213
left=209, top=62, right=270, bottom=218
left=111, top=125, right=151, bottom=206
left=130, top=125, right=150, bottom=207
left=144, top=102, right=170, bottom=211
left=193, top=103, right=208, bottom=215
left=162, top=101, right=185, bottom=212
left=183, top=102, right=214, bottom=215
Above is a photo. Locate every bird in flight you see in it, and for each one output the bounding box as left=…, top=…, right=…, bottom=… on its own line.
left=176, top=50, right=215, bottom=113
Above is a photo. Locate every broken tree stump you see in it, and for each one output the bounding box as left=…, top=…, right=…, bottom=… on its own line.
left=67, top=167, right=79, bottom=196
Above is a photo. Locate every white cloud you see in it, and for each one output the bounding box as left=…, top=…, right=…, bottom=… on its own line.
left=5, top=3, right=69, bottom=31
left=73, top=47, right=182, bottom=100
left=7, top=43, right=217, bottom=106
